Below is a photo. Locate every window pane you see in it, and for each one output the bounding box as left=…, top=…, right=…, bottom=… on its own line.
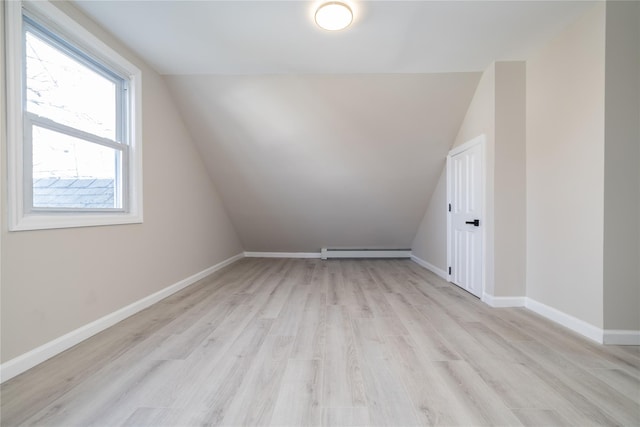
left=25, top=30, right=118, bottom=140
left=32, top=126, right=121, bottom=209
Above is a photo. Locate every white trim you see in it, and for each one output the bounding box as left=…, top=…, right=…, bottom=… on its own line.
left=5, top=0, right=143, bottom=231
left=446, top=146, right=451, bottom=281
left=5, top=0, right=25, bottom=232
left=603, top=330, right=640, bottom=345
left=482, top=293, right=526, bottom=308
left=525, top=297, right=603, bottom=344
left=244, top=251, right=321, bottom=259
left=410, top=254, right=448, bottom=280
left=10, top=213, right=144, bottom=231
left=448, top=134, right=487, bottom=157
left=0, top=253, right=243, bottom=383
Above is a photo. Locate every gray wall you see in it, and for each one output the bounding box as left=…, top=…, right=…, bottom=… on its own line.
left=494, top=62, right=526, bottom=298
left=165, top=73, right=480, bottom=252
left=603, top=1, right=640, bottom=331
left=526, top=3, right=606, bottom=328
left=0, top=2, right=243, bottom=362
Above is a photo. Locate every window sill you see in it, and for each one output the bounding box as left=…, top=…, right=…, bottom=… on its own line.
left=9, top=212, right=143, bottom=231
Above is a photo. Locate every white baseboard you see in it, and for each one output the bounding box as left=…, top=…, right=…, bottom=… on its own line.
left=0, top=253, right=244, bottom=383
left=410, top=254, right=448, bottom=280
left=482, top=293, right=526, bottom=308
left=244, top=251, right=321, bottom=258
left=603, top=330, right=640, bottom=345
left=525, top=297, right=603, bottom=344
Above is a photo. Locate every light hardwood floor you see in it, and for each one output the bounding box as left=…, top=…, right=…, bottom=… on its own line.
left=1, top=258, right=639, bottom=426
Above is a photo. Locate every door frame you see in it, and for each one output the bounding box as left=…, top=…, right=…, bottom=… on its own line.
left=446, top=134, right=487, bottom=297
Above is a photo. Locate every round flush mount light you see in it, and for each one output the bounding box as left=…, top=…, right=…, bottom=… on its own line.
left=315, top=2, right=353, bottom=31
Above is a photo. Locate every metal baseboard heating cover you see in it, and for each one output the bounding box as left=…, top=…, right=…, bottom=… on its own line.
left=320, top=248, right=411, bottom=260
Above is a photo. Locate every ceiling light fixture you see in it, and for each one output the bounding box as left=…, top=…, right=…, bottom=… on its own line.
left=315, top=2, right=353, bottom=31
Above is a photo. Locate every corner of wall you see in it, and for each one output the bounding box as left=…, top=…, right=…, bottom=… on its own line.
left=1, top=2, right=244, bottom=364
left=603, top=0, right=640, bottom=331
left=493, top=61, right=527, bottom=298
left=410, top=167, right=447, bottom=271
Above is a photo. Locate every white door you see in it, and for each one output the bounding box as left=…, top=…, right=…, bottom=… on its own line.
left=447, top=137, right=484, bottom=298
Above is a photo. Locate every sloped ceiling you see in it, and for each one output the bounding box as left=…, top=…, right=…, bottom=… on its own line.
left=72, top=1, right=594, bottom=251
left=165, top=74, right=479, bottom=251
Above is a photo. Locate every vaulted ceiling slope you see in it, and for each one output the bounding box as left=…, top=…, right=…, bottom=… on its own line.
left=72, top=1, right=594, bottom=251
left=165, top=74, right=479, bottom=251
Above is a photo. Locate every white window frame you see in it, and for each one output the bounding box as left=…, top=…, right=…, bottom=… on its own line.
left=5, top=0, right=143, bottom=231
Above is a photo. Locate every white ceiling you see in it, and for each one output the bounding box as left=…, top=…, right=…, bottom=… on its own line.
left=74, top=0, right=594, bottom=75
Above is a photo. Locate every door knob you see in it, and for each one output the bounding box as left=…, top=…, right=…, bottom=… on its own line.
left=465, top=219, right=480, bottom=226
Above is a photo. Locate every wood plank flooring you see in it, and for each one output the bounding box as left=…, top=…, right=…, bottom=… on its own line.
left=1, top=258, right=639, bottom=426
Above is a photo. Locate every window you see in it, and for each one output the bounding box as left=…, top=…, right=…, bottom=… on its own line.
left=5, top=0, right=142, bottom=230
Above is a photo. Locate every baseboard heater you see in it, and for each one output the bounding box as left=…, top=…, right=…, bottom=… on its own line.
left=321, top=248, right=411, bottom=260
